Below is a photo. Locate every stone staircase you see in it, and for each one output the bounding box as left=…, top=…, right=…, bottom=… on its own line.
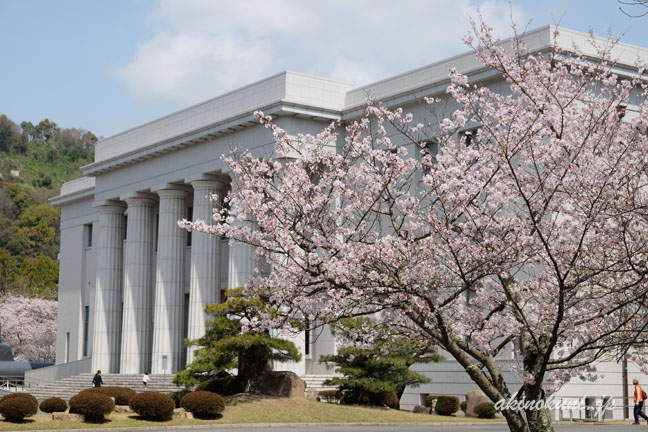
left=22, top=373, right=183, bottom=401
left=20, top=373, right=337, bottom=401
left=301, top=374, right=338, bottom=391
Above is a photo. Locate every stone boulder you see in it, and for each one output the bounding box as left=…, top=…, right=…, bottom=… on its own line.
left=257, top=371, right=305, bottom=398
left=413, top=405, right=431, bottom=414
left=173, top=408, right=193, bottom=419
left=465, top=390, right=490, bottom=418
left=52, top=412, right=84, bottom=422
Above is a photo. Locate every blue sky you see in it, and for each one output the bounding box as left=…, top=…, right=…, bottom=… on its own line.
left=1, top=0, right=647, bottom=139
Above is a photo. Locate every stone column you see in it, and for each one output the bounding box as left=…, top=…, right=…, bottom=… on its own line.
left=91, top=201, right=126, bottom=373
left=119, top=194, right=156, bottom=374
left=227, top=181, right=256, bottom=290
left=151, top=186, right=189, bottom=374
left=186, top=179, right=225, bottom=364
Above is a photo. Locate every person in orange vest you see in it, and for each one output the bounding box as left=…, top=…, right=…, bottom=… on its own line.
left=633, top=378, right=648, bottom=424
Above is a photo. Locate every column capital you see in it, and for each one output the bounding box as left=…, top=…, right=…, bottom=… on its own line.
left=122, top=192, right=158, bottom=207
left=94, top=200, right=126, bottom=213
left=190, top=179, right=228, bottom=190
left=154, top=184, right=192, bottom=198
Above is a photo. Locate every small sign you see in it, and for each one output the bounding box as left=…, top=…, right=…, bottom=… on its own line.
left=161, top=355, right=168, bottom=371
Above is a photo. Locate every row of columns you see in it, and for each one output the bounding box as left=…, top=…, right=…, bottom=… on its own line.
left=91, top=179, right=235, bottom=374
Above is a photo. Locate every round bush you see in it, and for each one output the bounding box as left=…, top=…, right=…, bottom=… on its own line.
left=69, top=391, right=114, bottom=422
left=0, top=396, right=37, bottom=422
left=40, top=397, right=68, bottom=413
left=1, top=392, right=38, bottom=407
left=460, top=400, right=467, bottom=413
left=129, top=392, right=175, bottom=420
left=181, top=391, right=225, bottom=419
left=435, top=395, right=460, bottom=416
left=86, top=386, right=135, bottom=405
left=474, top=401, right=497, bottom=419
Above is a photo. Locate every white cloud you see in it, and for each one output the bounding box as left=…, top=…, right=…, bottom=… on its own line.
left=114, top=0, right=529, bottom=106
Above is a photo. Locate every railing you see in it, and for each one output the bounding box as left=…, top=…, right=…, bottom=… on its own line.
left=554, top=396, right=630, bottom=422
left=24, top=358, right=92, bottom=388
left=0, top=376, right=24, bottom=391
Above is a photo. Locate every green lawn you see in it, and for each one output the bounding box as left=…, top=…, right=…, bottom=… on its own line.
left=0, top=396, right=504, bottom=430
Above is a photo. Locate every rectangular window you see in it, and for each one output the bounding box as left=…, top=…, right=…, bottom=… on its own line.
left=65, top=332, right=70, bottom=363
left=123, top=215, right=128, bottom=240
left=82, top=306, right=89, bottom=357
left=186, top=206, right=193, bottom=247
left=219, top=289, right=227, bottom=304
left=459, top=128, right=480, bottom=147
left=84, top=224, right=93, bottom=248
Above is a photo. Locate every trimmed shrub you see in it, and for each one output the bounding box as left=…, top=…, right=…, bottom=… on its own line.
left=69, top=391, right=115, bottom=422
left=170, top=389, right=192, bottom=408
left=195, top=376, right=244, bottom=396
left=460, top=400, right=467, bottom=413
left=1, top=392, right=38, bottom=407
left=425, top=394, right=439, bottom=407
left=474, top=401, right=497, bottom=419
left=86, top=386, right=135, bottom=405
left=129, top=392, right=175, bottom=421
left=435, top=395, right=460, bottom=416
left=318, top=390, right=341, bottom=403
left=380, top=392, right=399, bottom=409
left=0, top=395, right=38, bottom=422
left=181, top=391, right=225, bottom=419
left=40, top=397, right=68, bottom=413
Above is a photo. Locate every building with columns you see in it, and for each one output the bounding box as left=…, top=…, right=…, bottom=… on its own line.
left=49, top=25, right=648, bottom=419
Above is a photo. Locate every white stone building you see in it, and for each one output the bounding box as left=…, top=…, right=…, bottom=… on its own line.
left=47, top=25, right=648, bottom=420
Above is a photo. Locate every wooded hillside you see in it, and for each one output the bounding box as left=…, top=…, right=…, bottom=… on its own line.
left=0, top=114, right=96, bottom=300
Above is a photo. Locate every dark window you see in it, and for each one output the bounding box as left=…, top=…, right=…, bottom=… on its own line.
left=85, top=224, right=93, bottom=248
left=460, top=128, right=480, bottom=147
left=219, top=289, right=227, bottom=304
left=123, top=215, right=128, bottom=240
left=82, top=306, right=89, bottom=357
left=187, top=206, right=193, bottom=247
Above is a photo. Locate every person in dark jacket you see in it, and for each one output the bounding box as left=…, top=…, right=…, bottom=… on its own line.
left=92, top=370, right=103, bottom=387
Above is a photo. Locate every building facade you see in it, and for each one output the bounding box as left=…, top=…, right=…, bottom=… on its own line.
left=52, top=25, right=648, bottom=419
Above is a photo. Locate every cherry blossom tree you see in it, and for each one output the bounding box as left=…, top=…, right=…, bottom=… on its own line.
left=0, top=295, right=57, bottom=362
left=183, top=21, right=648, bottom=432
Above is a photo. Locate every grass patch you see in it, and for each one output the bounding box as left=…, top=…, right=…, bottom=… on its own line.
left=0, top=396, right=504, bottom=430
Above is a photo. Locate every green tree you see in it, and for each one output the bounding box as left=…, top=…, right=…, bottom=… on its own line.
left=0, top=115, right=19, bottom=153
left=18, top=253, right=59, bottom=299
left=0, top=248, right=18, bottom=295
left=174, top=287, right=301, bottom=392
left=321, top=318, right=442, bottom=406
left=16, top=203, right=60, bottom=259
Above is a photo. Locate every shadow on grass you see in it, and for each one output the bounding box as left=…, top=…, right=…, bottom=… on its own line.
left=2, top=419, right=35, bottom=424
left=127, top=415, right=174, bottom=422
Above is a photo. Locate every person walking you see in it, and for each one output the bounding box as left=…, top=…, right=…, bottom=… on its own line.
left=92, top=370, right=103, bottom=388
left=142, top=372, right=150, bottom=388
left=633, top=378, right=648, bottom=424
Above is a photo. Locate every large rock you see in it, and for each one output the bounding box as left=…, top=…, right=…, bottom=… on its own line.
left=305, top=388, right=319, bottom=401
left=173, top=408, right=193, bottom=419
left=257, top=371, right=305, bottom=398
left=465, top=390, right=490, bottom=418
left=413, top=405, right=431, bottom=414
left=52, top=412, right=84, bottom=422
